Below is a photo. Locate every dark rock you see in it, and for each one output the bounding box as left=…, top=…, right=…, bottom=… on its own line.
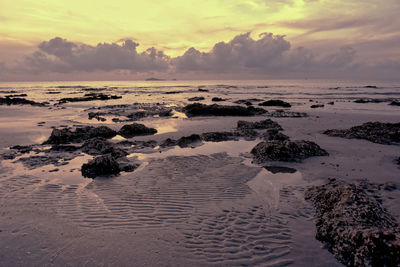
left=88, top=112, right=106, bottom=121
left=211, top=97, right=225, bottom=102
left=58, top=93, right=122, bottom=104
left=0, top=97, right=46, bottom=106
left=17, top=155, right=72, bottom=169
left=164, top=91, right=182, bottom=94
left=177, top=134, right=202, bottom=148
left=324, top=121, right=400, bottom=145
left=251, top=140, right=328, bottom=162
left=127, top=111, right=147, bottom=120
left=202, top=132, right=237, bottom=142
left=118, top=123, right=157, bottom=138
left=237, top=119, right=282, bottom=130
left=158, top=109, right=172, bottom=117
left=354, top=99, right=386, bottom=104
left=81, top=137, right=127, bottom=158
left=234, top=99, right=264, bottom=105
left=183, top=103, right=266, bottom=117
left=262, top=129, right=290, bottom=141
left=258, top=100, right=291, bottom=108
left=1, top=150, right=18, bottom=160
left=305, top=178, right=400, bottom=267
left=269, top=110, right=308, bottom=118
left=188, top=96, right=205, bottom=101
left=81, top=154, right=121, bottom=178
left=389, top=101, right=400, bottom=106
left=5, top=94, right=27, bottom=97
left=311, top=104, right=324, bottom=108
left=198, top=88, right=209, bottom=92
left=44, top=126, right=117, bottom=144
left=364, top=85, right=378, bottom=88
left=264, top=166, right=297, bottom=174
left=160, top=138, right=177, bottom=147
left=10, top=145, right=33, bottom=154
left=398, top=156, right=400, bottom=165
left=327, top=102, right=335, bottom=105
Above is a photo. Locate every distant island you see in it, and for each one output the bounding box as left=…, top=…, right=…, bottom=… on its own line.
left=145, top=77, right=165, bottom=81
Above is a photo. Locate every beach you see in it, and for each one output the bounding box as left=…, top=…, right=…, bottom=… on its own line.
left=0, top=80, right=399, bottom=266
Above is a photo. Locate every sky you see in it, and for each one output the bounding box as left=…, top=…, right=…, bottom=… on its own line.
left=0, top=0, right=399, bottom=81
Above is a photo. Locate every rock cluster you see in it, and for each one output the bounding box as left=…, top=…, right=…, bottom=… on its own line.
left=251, top=140, right=328, bottom=162
left=183, top=103, right=266, bottom=117
left=58, top=93, right=122, bottom=104
left=305, top=178, right=400, bottom=267
left=44, top=126, right=117, bottom=144
left=324, top=121, right=400, bottom=145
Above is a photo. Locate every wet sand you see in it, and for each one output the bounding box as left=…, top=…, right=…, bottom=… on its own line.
left=0, top=81, right=399, bottom=266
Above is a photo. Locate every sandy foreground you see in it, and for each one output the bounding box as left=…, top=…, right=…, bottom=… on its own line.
left=0, top=100, right=399, bottom=266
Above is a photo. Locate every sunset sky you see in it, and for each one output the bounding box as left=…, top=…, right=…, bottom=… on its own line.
left=0, top=0, right=399, bottom=81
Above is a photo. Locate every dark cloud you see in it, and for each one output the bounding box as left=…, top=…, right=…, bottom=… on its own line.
left=173, top=32, right=357, bottom=75
left=4, top=33, right=400, bottom=80
left=21, top=37, right=170, bottom=73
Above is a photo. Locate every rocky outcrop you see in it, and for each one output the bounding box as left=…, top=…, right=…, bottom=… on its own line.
left=81, top=154, right=121, bottom=178
left=258, top=100, right=291, bottom=108
left=81, top=137, right=127, bottom=158
left=251, top=140, right=328, bottom=162
left=183, top=103, right=266, bottom=117
left=58, top=93, right=121, bottom=104
left=44, top=126, right=117, bottom=144
left=305, top=178, right=400, bottom=267
left=118, top=123, right=157, bottom=138
left=324, top=122, right=400, bottom=145
left=0, top=96, right=46, bottom=106
left=188, top=97, right=205, bottom=101
left=202, top=132, right=237, bottom=142
left=237, top=119, right=282, bottom=130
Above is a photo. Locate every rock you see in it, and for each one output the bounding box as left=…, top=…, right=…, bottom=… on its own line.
left=354, top=99, right=386, bottom=104
left=264, top=166, right=297, bottom=174
left=44, top=126, right=117, bottom=144
left=1, top=150, right=18, bottom=160
left=0, top=97, right=46, bottom=106
left=81, top=154, right=121, bottom=178
left=389, top=101, right=400, bottom=106
left=211, top=97, right=225, bottom=102
left=269, top=110, right=308, bottom=118
left=17, top=155, right=72, bottom=169
left=324, top=121, right=400, bottom=145
left=88, top=112, right=106, bottom=121
left=305, top=178, right=400, bottom=267
left=164, top=91, right=182, bottom=94
left=251, top=140, right=328, bottom=162
left=188, top=96, right=205, bottom=101
left=5, top=94, right=27, bottom=97
left=398, top=156, right=400, bottom=165
left=81, top=137, right=127, bottom=158
left=58, top=93, right=122, bottom=104
left=237, top=119, right=282, bottom=130
left=177, top=134, right=202, bottom=148
left=364, top=85, right=378, bottom=88
left=10, top=145, right=33, bottom=154
left=327, top=102, right=335, bottom=105
left=198, top=88, right=209, bottom=92
left=183, top=103, right=266, bottom=117
left=160, top=138, right=177, bottom=147
left=201, top=132, right=237, bottom=142
left=310, top=104, right=324, bottom=108
left=234, top=99, right=263, bottom=105
left=262, top=129, right=290, bottom=141
left=258, top=100, right=291, bottom=108
left=118, top=123, right=157, bottom=138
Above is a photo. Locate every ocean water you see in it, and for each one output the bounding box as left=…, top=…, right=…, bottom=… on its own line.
left=1, top=79, right=399, bottom=105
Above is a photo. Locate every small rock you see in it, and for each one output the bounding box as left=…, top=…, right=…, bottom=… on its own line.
left=118, top=123, right=157, bottom=138
left=258, top=100, right=291, bottom=108
left=81, top=154, right=121, bottom=178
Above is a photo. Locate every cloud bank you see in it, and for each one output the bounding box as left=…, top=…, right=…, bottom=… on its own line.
left=2, top=33, right=399, bottom=80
